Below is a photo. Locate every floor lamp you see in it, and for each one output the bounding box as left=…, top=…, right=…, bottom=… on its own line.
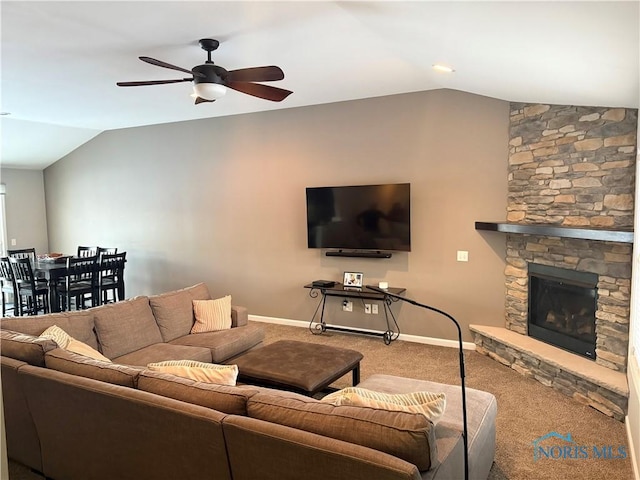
left=367, top=285, right=469, bottom=480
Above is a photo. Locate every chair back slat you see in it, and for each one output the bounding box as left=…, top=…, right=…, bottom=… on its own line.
left=7, top=248, right=37, bottom=264
left=77, top=246, right=98, bottom=258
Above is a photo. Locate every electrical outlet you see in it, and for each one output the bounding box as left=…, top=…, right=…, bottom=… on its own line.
left=364, top=304, right=372, bottom=314
left=457, top=250, right=469, bottom=262
left=342, top=300, right=353, bottom=312
left=372, top=304, right=379, bottom=314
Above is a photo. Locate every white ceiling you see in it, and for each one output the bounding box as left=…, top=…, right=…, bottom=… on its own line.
left=1, top=1, right=638, bottom=170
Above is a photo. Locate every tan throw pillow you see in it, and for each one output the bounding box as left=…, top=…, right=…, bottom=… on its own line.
left=191, top=295, right=232, bottom=333
left=40, top=324, right=72, bottom=349
left=66, top=338, right=112, bottom=362
left=147, top=360, right=238, bottom=386
left=322, top=387, right=446, bottom=423
left=40, top=324, right=111, bottom=363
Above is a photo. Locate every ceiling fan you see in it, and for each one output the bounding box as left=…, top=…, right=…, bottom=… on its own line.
left=117, top=39, right=293, bottom=104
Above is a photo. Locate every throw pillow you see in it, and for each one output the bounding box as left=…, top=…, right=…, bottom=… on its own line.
left=191, top=295, right=232, bottom=333
left=40, top=324, right=72, bottom=349
left=322, top=387, right=446, bottom=423
left=147, top=360, right=238, bottom=386
left=40, top=324, right=111, bottom=363
left=66, top=338, right=112, bottom=362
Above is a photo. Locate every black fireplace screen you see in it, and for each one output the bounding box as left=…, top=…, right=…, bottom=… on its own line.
left=528, top=263, right=597, bottom=360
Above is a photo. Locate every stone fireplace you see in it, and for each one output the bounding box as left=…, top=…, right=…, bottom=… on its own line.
left=472, top=102, right=638, bottom=420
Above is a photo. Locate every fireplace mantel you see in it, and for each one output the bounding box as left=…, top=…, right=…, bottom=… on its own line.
left=475, top=221, right=634, bottom=243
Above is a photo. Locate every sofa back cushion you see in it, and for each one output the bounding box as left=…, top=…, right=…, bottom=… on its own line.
left=149, top=283, right=211, bottom=342
left=45, top=348, right=144, bottom=388
left=93, top=296, right=163, bottom=359
left=0, top=311, right=99, bottom=350
left=0, top=330, right=58, bottom=366
left=246, top=392, right=436, bottom=471
left=138, top=369, right=258, bottom=415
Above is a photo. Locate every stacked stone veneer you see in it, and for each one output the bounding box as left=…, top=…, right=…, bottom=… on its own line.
left=473, top=103, right=637, bottom=420
left=503, top=103, right=637, bottom=374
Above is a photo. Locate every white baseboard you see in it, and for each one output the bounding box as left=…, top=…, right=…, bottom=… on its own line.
left=249, top=315, right=476, bottom=350
left=628, top=418, right=640, bottom=480
left=627, top=355, right=640, bottom=480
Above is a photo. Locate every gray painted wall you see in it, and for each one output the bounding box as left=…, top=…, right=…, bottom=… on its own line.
left=43, top=89, right=509, bottom=342
left=0, top=168, right=49, bottom=254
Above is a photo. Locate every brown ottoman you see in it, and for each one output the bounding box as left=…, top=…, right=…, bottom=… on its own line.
left=232, top=340, right=363, bottom=395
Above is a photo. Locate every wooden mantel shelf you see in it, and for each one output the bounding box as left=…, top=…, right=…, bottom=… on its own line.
left=475, top=221, right=634, bottom=243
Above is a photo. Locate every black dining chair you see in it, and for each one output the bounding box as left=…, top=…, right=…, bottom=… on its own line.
left=97, top=247, right=118, bottom=256
left=77, top=246, right=98, bottom=258
left=9, top=257, right=49, bottom=316
left=8, top=247, right=48, bottom=283
left=98, top=252, right=126, bottom=305
left=0, top=257, right=18, bottom=316
left=58, top=255, right=99, bottom=311
left=8, top=248, right=37, bottom=263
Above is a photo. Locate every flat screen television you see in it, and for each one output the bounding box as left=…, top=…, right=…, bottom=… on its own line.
left=306, top=183, right=411, bottom=252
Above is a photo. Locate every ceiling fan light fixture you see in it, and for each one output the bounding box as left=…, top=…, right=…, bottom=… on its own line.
left=193, top=82, right=227, bottom=100
left=432, top=64, right=455, bottom=73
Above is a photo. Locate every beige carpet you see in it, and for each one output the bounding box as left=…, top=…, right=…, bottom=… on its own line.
left=7, top=321, right=634, bottom=480
left=259, top=322, right=633, bottom=480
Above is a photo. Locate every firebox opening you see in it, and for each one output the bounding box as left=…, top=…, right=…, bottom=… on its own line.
left=527, top=263, right=597, bottom=361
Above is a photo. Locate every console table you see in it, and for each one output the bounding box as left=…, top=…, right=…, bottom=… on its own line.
left=304, top=283, right=406, bottom=344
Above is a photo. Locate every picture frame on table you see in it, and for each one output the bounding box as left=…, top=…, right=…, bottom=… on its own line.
left=343, top=271, right=364, bottom=288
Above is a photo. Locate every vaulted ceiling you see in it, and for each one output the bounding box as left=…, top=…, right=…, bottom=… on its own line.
left=1, top=1, right=638, bottom=169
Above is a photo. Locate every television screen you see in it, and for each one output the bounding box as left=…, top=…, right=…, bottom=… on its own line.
left=306, top=183, right=411, bottom=252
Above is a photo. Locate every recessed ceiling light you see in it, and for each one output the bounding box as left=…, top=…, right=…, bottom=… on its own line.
left=432, top=64, right=455, bottom=73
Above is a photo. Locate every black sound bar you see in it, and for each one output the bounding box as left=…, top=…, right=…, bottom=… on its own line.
left=325, top=250, right=392, bottom=259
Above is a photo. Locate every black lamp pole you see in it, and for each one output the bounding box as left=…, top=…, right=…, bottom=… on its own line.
left=366, top=286, right=469, bottom=480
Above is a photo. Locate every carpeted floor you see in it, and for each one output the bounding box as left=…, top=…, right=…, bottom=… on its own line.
left=7, top=321, right=634, bottom=479
left=258, top=322, right=633, bottom=480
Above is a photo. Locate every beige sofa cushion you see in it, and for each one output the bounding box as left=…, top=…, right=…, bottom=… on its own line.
left=0, top=330, right=58, bottom=367
left=149, top=283, right=211, bottom=342
left=45, top=349, right=143, bottom=388
left=0, top=311, right=98, bottom=350
left=138, top=370, right=258, bottom=415
left=246, top=392, right=436, bottom=471
left=170, top=322, right=265, bottom=363
left=112, top=343, right=212, bottom=366
left=93, top=296, right=163, bottom=359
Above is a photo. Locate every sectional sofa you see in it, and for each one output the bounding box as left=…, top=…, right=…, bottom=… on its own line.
left=1, top=283, right=497, bottom=480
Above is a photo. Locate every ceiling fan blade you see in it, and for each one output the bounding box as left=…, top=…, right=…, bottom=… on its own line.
left=117, top=78, right=193, bottom=87
left=227, top=81, right=293, bottom=102
left=139, top=56, right=205, bottom=78
left=194, top=97, right=215, bottom=105
left=227, top=66, right=285, bottom=83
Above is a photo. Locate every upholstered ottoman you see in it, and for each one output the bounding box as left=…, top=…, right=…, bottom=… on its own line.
left=357, top=374, right=497, bottom=480
left=232, top=340, right=363, bottom=395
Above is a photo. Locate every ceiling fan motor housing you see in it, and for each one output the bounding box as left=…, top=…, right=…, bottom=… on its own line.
left=192, top=64, right=228, bottom=86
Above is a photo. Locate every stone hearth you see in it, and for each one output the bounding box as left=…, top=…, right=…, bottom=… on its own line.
left=472, top=102, right=637, bottom=420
